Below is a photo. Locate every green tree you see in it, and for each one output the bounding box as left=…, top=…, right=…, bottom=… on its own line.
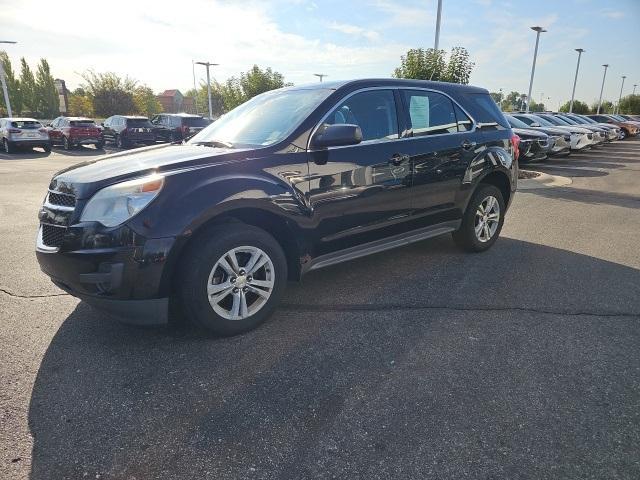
left=558, top=100, right=589, bottom=114
left=393, top=47, right=474, bottom=84
left=0, top=51, right=21, bottom=115
left=35, top=59, right=59, bottom=117
left=590, top=100, right=614, bottom=114
left=528, top=100, right=545, bottom=112
left=81, top=71, right=137, bottom=117
left=490, top=91, right=504, bottom=106
left=133, top=85, right=162, bottom=117
left=185, top=84, right=225, bottom=118
left=618, top=94, right=640, bottom=114
left=67, top=93, right=94, bottom=116
left=19, top=58, right=37, bottom=114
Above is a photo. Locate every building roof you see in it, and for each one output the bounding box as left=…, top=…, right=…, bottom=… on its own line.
left=159, top=89, right=181, bottom=97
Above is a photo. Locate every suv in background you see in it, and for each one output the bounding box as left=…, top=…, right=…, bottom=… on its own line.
left=151, top=113, right=211, bottom=142
left=48, top=116, right=103, bottom=150
left=0, top=117, right=51, bottom=153
left=588, top=114, right=639, bottom=139
left=36, top=79, right=517, bottom=336
left=102, top=115, right=156, bottom=148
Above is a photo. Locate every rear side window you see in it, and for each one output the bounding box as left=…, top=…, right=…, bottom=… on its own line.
left=70, top=120, right=95, bottom=127
left=402, top=90, right=458, bottom=136
left=463, top=93, right=509, bottom=128
left=183, top=117, right=209, bottom=127
left=326, top=90, right=398, bottom=142
left=127, top=118, right=153, bottom=128
left=453, top=104, right=473, bottom=132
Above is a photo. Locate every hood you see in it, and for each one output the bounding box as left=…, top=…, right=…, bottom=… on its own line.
left=512, top=128, right=548, bottom=140
left=50, top=143, right=251, bottom=199
left=529, top=126, right=571, bottom=137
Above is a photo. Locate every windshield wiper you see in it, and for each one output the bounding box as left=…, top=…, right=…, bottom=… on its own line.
left=193, top=139, right=234, bottom=148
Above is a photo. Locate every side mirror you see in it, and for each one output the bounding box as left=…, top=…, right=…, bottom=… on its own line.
left=530, top=122, right=541, bottom=127
left=310, top=124, right=362, bottom=149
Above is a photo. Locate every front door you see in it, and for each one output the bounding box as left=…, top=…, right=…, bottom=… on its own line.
left=306, top=89, right=413, bottom=256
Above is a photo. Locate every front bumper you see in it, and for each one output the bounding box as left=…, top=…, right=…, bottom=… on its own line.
left=36, top=225, right=176, bottom=325
left=71, top=136, right=102, bottom=145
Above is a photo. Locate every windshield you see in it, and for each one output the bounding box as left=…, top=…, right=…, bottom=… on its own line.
left=188, top=88, right=333, bottom=147
left=610, top=115, right=626, bottom=121
left=506, top=115, right=530, bottom=129
left=557, top=116, right=578, bottom=125
left=581, top=116, right=597, bottom=124
left=10, top=120, right=42, bottom=129
left=567, top=115, right=587, bottom=124
left=528, top=115, right=554, bottom=127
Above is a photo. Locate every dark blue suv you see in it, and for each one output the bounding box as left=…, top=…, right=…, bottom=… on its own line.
left=36, top=79, right=518, bottom=336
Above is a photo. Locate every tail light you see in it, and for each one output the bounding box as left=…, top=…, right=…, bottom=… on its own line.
left=39, top=128, right=48, bottom=133
left=511, top=134, right=520, bottom=161
left=7, top=128, right=20, bottom=134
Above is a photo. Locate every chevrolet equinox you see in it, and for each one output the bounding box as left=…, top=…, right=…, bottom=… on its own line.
left=36, top=79, right=518, bottom=336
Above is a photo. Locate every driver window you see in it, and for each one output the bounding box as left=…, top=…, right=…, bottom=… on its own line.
left=325, top=90, right=398, bottom=142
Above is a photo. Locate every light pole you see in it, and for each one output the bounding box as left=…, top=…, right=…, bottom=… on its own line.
left=526, top=26, right=546, bottom=113
left=195, top=61, right=218, bottom=119
left=616, top=75, right=626, bottom=114
left=597, top=64, right=609, bottom=114
left=633, top=84, right=637, bottom=95
left=0, top=40, right=17, bottom=117
left=313, top=73, right=327, bottom=82
left=434, top=0, right=443, bottom=51
left=569, top=48, right=584, bottom=113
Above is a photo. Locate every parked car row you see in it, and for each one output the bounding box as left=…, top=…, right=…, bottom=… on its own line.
left=503, top=111, right=639, bottom=163
left=0, top=113, right=212, bottom=153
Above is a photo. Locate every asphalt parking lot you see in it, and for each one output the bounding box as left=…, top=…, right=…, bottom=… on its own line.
left=1, top=140, right=639, bottom=479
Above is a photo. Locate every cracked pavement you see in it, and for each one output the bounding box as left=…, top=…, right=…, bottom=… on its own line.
left=1, top=140, right=639, bottom=479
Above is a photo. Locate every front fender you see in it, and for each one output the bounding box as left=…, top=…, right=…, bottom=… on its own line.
left=458, top=146, right=516, bottom=211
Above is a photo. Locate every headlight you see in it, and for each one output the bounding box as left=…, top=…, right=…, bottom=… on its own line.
left=80, top=174, right=164, bottom=227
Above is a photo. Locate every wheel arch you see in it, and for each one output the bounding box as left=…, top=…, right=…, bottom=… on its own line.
left=478, top=170, right=512, bottom=207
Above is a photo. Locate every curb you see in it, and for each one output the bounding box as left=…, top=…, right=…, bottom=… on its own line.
left=518, top=171, right=572, bottom=190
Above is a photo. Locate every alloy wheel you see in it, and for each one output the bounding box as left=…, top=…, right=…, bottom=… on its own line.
left=474, top=195, right=500, bottom=243
left=206, top=246, right=275, bottom=321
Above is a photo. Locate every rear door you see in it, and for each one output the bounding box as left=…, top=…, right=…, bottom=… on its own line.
left=306, top=88, right=414, bottom=255
left=398, top=89, right=476, bottom=224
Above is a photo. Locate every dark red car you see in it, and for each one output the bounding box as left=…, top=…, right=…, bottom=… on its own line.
left=48, top=117, right=104, bottom=150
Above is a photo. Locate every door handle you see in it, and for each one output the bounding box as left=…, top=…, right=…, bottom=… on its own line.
left=461, top=140, right=477, bottom=151
left=389, top=153, right=409, bottom=165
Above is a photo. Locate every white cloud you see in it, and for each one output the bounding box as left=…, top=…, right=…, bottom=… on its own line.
left=602, top=9, right=624, bottom=19
left=327, top=22, right=380, bottom=41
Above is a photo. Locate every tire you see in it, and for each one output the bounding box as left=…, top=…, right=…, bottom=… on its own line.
left=452, top=184, right=505, bottom=253
left=3, top=138, right=13, bottom=154
left=95, top=142, right=104, bottom=150
left=63, top=136, right=72, bottom=150
left=179, top=224, right=288, bottom=336
left=619, top=130, right=627, bottom=140
left=42, top=144, right=51, bottom=153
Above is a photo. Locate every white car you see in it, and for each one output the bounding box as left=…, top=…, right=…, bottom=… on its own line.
left=513, top=114, right=593, bottom=151
left=0, top=117, right=51, bottom=154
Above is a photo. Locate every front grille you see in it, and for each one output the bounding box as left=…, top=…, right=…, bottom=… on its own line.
left=42, top=224, right=66, bottom=247
left=587, top=133, right=593, bottom=140
left=48, top=191, right=75, bottom=208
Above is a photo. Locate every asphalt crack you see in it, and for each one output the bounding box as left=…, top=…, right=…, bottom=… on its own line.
left=279, top=303, right=640, bottom=319
left=0, top=287, right=69, bottom=299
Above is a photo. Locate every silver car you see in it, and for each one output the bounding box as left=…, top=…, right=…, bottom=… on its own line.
left=0, top=117, right=51, bottom=154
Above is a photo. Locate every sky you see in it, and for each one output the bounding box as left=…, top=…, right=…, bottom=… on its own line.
left=1, top=0, right=639, bottom=108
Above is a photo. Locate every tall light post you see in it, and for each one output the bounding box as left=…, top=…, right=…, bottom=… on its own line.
left=313, top=73, right=327, bottom=82
left=569, top=48, right=584, bottom=113
left=633, top=84, right=637, bottom=95
left=526, top=26, right=546, bottom=113
left=596, top=64, right=609, bottom=114
left=195, top=61, right=218, bottom=119
left=616, top=75, right=626, bottom=114
left=434, top=0, right=443, bottom=51
left=0, top=40, right=17, bottom=117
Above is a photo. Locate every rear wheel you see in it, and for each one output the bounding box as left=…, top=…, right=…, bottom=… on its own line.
left=179, top=224, right=287, bottom=336
left=3, top=138, right=13, bottom=153
left=42, top=144, right=51, bottom=153
left=63, top=136, right=72, bottom=150
left=452, top=184, right=505, bottom=252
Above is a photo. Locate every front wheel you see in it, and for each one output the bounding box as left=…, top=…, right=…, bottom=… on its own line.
left=95, top=142, right=104, bottom=150
left=115, top=135, right=126, bottom=149
left=3, top=138, right=13, bottom=153
left=452, top=184, right=505, bottom=252
left=179, top=224, right=288, bottom=336
left=42, top=144, right=51, bottom=153
left=619, top=130, right=627, bottom=140
left=63, top=136, right=72, bottom=150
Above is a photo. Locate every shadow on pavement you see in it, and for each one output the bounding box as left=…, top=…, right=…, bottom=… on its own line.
left=524, top=186, right=640, bottom=209
left=28, top=238, right=640, bottom=479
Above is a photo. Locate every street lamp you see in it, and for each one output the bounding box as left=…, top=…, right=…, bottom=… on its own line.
left=313, top=73, right=327, bottom=82
left=526, top=26, right=546, bottom=113
left=633, top=84, right=638, bottom=95
left=569, top=48, right=585, bottom=113
left=616, top=75, right=626, bottom=114
left=0, top=40, right=17, bottom=117
left=597, top=64, right=609, bottom=114
left=434, top=0, right=443, bottom=51
left=195, top=61, right=219, bottom=119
